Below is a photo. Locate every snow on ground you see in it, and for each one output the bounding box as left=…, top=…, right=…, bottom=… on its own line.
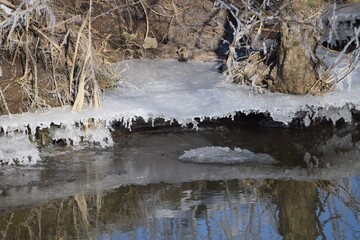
left=0, top=56, right=359, bottom=165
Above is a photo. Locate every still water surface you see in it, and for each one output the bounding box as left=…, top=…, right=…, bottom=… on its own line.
left=0, top=126, right=360, bottom=239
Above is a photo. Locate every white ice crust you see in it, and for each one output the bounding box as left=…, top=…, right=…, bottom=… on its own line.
left=0, top=56, right=359, bottom=165
left=0, top=134, right=40, bottom=165
left=179, top=146, right=275, bottom=164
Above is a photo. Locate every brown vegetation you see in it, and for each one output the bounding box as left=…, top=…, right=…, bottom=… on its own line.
left=0, top=0, right=359, bottom=115
left=0, top=0, right=227, bottom=115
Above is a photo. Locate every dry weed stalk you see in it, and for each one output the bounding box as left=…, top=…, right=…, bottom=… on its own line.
left=230, top=52, right=269, bottom=92
left=72, top=0, right=96, bottom=112
left=215, top=0, right=284, bottom=93
left=1, top=213, right=14, bottom=239
left=0, top=86, right=11, bottom=116
left=74, top=195, right=92, bottom=238
left=0, top=0, right=118, bottom=114
left=0, top=0, right=55, bottom=109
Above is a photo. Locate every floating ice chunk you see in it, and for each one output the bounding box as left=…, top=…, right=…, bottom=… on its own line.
left=0, top=134, right=40, bottom=165
left=179, top=146, right=275, bottom=164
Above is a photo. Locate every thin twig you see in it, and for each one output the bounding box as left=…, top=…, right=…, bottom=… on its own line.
left=139, top=0, right=149, bottom=40
left=69, top=11, right=90, bottom=98
left=0, top=86, right=11, bottom=117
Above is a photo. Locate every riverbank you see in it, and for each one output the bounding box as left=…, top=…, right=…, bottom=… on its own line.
left=1, top=1, right=359, bottom=116
left=0, top=58, right=359, bottom=165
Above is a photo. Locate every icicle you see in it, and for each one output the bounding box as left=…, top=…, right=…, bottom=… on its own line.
left=28, top=124, right=37, bottom=138
left=192, top=119, right=199, bottom=131
left=127, top=117, right=133, bottom=131
left=303, top=116, right=311, bottom=127
left=1, top=125, right=7, bottom=134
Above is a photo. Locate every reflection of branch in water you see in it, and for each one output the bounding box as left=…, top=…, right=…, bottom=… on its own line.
left=323, top=179, right=360, bottom=233
left=0, top=178, right=359, bottom=239
left=94, top=192, right=104, bottom=226
left=72, top=199, right=80, bottom=239
left=317, top=187, right=331, bottom=237
left=55, top=200, right=64, bottom=240
left=1, top=213, right=14, bottom=239
left=338, top=182, right=360, bottom=214
left=319, top=179, right=360, bottom=222
left=74, top=195, right=91, bottom=239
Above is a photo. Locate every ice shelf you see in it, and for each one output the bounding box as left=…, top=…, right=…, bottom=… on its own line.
left=0, top=58, right=359, bottom=165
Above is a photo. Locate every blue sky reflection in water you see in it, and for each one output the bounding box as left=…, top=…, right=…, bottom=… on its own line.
left=96, top=177, right=360, bottom=240
left=318, top=176, right=360, bottom=240
left=94, top=127, right=360, bottom=240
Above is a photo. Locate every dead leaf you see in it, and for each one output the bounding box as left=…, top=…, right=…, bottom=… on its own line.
left=142, top=37, right=158, bottom=49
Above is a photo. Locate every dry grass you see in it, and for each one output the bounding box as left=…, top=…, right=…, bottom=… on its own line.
left=0, top=0, right=358, bottom=116
left=0, top=0, right=120, bottom=114
left=0, top=0, right=198, bottom=115
left=0, top=0, right=225, bottom=115
left=229, top=52, right=269, bottom=93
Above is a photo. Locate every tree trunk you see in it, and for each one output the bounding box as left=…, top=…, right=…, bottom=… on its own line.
left=269, top=22, right=320, bottom=94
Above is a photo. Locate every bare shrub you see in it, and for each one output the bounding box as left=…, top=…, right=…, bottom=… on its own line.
left=216, top=0, right=360, bottom=95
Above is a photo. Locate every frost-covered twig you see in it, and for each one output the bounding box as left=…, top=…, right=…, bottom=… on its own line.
left=215, top=1, right=266, bottom=85
left=215, top=1, right=356, bottom=95
left=317, top=26, right=360, bottom=92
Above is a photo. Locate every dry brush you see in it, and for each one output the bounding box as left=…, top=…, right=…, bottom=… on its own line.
left=0, top=0, right=119, bottom=115
left=216, top=0, right=360, bottom=95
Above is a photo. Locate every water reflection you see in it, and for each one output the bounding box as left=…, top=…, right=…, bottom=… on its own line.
left=0, top=178, right=359, bottom=239
left=0, top=126, right=360, bottom=239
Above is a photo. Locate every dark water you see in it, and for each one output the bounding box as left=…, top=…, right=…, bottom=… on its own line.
left=1, top=126, right=360, bottom=239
